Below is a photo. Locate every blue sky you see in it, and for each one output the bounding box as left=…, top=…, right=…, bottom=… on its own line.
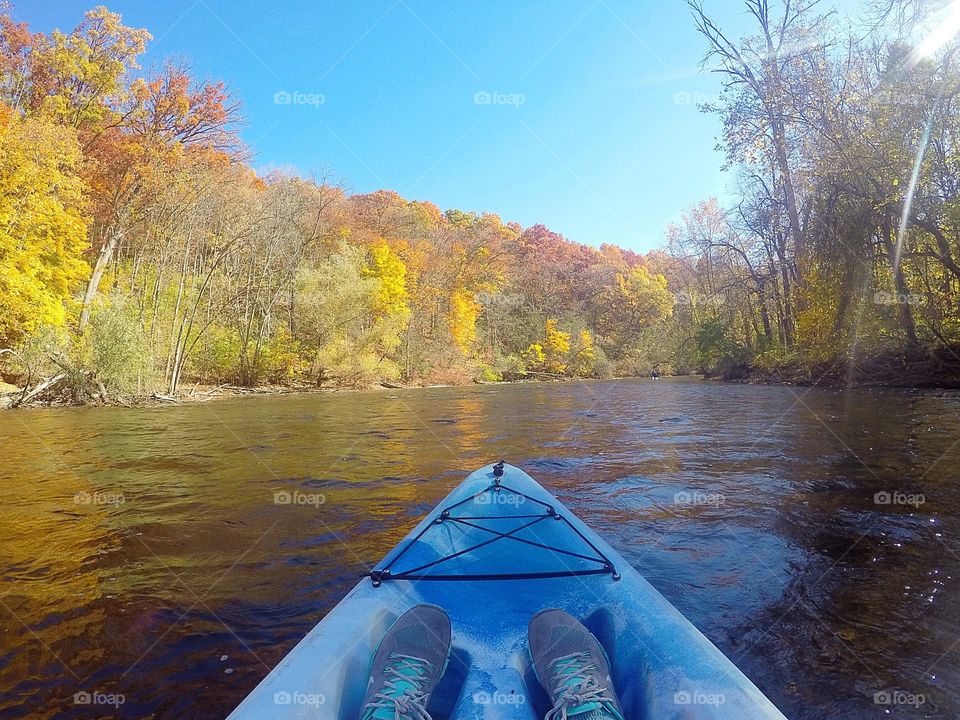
left=18, top=1, right=839, bottom=252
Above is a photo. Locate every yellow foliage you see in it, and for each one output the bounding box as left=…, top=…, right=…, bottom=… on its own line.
left=522, top=320, right=584, bottom=374
left=567, top=328, right=597, bottom=377
left=364, top=239, right=409, bottom=321
left=543, top=318, right=571, bottom=373
left=599, top=265, right=674, bottom=347
left=0, top=110, right=89, bottom=345
left=578, top=329, right=595, bottom=360
left=615, top=266, right=674, bottom=319
left=448, top=289, right=480, bottom=352
left=523, top=343, right=546, bottom=366
left=794, top=266, right=849, bottom=364
left=35, top=6, right=151, bottom=129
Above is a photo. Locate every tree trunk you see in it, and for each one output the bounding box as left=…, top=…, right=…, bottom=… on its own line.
left=770, top=117, right=805, bottom=269
left=757, top=283, right=773, bottom=341
left=781, top=270, right=795, bottom=347
left=78, top=229, right=123, bottom=331
left=881, top=214, right=920, bottom=347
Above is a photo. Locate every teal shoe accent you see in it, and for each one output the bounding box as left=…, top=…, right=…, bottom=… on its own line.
left=543, top=652, right=623, bottom=720
left=361, top=652, right=435, bottom=720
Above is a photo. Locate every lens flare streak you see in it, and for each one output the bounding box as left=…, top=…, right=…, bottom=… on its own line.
left=894, top=105, right=936, bottom=274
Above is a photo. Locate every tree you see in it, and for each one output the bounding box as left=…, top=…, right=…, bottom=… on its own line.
left=688, top=0, right=832, bottom=298
left=598, top=265, right=675, bottom=351
left=30, top=6, right=151, bottom=130
left=0, top=107, right=88, bottom=345
left=0, top=13, right=35, bottom=111
left=77, top=62, right=241, bottom=330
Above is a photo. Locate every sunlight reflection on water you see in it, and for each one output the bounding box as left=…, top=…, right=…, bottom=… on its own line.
left=0, top=378, right=958, bottom=719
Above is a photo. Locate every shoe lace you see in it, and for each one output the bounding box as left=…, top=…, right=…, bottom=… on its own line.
left=364, top=652, right=434, bottom=720
left=544, top=652, right=616, bottom=720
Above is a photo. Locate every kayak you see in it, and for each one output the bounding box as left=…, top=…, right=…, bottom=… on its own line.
left=227, top=462, right=788, bottom=719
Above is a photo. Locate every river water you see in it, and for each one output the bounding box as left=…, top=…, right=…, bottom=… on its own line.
left=0, top=379, right=957, bottom=719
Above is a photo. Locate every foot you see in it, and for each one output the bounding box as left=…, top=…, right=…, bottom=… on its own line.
left=360, top=604, right=452, bottom=720
left=528, top=609, right=624, bottom=720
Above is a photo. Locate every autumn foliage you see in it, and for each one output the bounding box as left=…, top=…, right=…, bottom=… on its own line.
left=4, top=2, right=951, bottom=400
left=0, top=6, right=675, bottom=398
left=664, top=1, right=960, bottom=383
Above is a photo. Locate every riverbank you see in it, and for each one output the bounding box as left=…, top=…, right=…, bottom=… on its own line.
left=0, top=375, right=602, bottom=410
left=0, top=380, right=385, bottom=410
left=738, top=347, right=960, bottom=389
left=6, top=351, right=960, bottom=410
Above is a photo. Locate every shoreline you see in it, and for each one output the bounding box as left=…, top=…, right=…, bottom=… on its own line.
left=5, top=361, right=960, bottom=410
left=0, top=376, right=616, bottom=411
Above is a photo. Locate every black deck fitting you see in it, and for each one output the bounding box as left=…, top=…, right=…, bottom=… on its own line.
left=493, top=460, right=505, bottom=478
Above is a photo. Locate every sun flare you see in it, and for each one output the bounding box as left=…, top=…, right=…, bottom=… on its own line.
left=916, top=0, right=960, bottom=59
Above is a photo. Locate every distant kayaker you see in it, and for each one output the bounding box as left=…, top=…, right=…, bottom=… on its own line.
left=358, top=604, right=624, bottom=720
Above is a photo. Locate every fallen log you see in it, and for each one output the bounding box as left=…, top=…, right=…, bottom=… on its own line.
left=10, top=373, right=66, bottom=408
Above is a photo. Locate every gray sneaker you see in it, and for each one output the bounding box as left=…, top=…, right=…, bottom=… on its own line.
left=360, top=604, right=452, bottom=720
left=528, top=609, right=625, bottom=720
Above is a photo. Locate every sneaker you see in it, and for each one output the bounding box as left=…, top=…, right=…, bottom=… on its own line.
left=360, top=604, right=452, bottom=720
left=528, top=608, right=625, bottom=720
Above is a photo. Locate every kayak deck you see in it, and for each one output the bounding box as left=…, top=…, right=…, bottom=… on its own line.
left=227, top=463, right=787, bottom=719
left=364, top=464, right=620, bottom=584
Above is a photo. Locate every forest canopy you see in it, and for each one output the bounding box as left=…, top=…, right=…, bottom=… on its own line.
left=1, top=1, right=959, bottom=404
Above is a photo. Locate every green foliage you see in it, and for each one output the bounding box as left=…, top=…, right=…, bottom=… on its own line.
left=476, top=365, right=500, bottom=383
left=753, top=345, right=803, bottom=377
left=9, top=324, right=71, bottom=383
left=695, top=318, right=752, bottom=380
left=84, top=293, right=146, bottom=392
left=293, top=244, right=403, bottom=387
left=192, top=325, right=242, bottom=383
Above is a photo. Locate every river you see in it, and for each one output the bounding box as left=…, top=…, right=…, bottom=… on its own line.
left=0, top=378, right=957, bottom=719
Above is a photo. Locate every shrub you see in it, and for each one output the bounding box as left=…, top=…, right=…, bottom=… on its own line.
left=192, top=324, right=242, bottom=383
left=84, top=293, right=149, bottom=393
